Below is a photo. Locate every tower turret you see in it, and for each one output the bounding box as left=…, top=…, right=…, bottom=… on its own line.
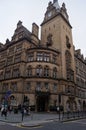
left=41, top=1, right=75, bottom=81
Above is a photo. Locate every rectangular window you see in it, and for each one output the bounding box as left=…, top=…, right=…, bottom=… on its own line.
left=53, top=70, right=57, bottom=78
left=13, top=68, right=20, bottom=77
left=16, top=44, right=22, bottom=52
left=37, top=53, right=43, bottom=61
left=44, top=68, right=49, bottom=77
left=45, top=83, right=49, bottom=91
left=27, top=69, right=32, bottom=77
left=36, top=68, right=42, bottom=77
left=10, top=82, right=17, bottom=92
left=27, top=53, right=34, bottom=62
left=36, top=82, right=41, bottom=91
left=0, top=71, right=4, bottom=80
left=2, top=83, right=8, bottom=92
left=26, top=82, right=31, bottom=91
left=14, top=54, right=21, bottom=63
left=0, top=51, right=7, bottom=59
left=5, top=69, right=11, bottom=79
left=9, top=47, right=14, bottom=54
left=52, top=55, right=57, bottom=64
left=7, top=56, right=13, bottom=65
left=0, top=60, right=5, bottom=69
left=53, top=83, right=57, bottom=92
left=36, top=69, right=40, bottom=76
left=44, top=53, right=50, bottom=62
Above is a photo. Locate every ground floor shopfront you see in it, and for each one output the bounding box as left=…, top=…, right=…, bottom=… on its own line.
left=0, top=79, right=86, bottom=112
left=1, top=92, right=86, bottom=113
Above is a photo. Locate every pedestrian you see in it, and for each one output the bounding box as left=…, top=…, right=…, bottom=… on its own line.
left=21, top=107, right=24, bottom=121
left=4, top=108, right=7, bottom=119
left=66, top=104, right=70, bottom=119
left=24, top=108, right=26, bottom=115
left=1, top=107, right=4, bottom=116
left=77, top=104, right=80, bottom=117
left=57, top=106, right=59, bottom=113
left=28, top=106, right=30, bottom=115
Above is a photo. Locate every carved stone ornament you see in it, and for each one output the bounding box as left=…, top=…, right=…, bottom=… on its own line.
left=47, top=34, right=53, bottom=46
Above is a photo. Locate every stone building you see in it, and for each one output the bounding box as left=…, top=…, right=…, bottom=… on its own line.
left=75, top=49, right=86, bottom=111
left=0, top=0, right=86, bottom=112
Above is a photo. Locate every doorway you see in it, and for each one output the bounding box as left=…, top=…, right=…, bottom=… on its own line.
left=36, top=95, right=49, bottom=112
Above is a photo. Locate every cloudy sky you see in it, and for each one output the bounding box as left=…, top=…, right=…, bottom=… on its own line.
left=0, top=0, right=86, bottom=57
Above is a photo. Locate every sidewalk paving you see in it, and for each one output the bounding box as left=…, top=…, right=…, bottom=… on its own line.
left=0, top=111, right=86, bottom=127
left=0, top=111, right=59, bottom=127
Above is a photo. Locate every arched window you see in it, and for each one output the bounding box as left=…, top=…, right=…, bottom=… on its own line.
left=53, top=67, right=57, bottom=78
left=44, top=66, right=49, bottom=77
left=65, top=50, right=74, bottom=81
left=36, top=65, right=43, bottom=77
left=12, top=67, right=20, bottom=78
left=65, top=50, right=71, bottom=69
left=27, top=66, right=32, bottom=77
left=66, top=35, right=71, bottom=49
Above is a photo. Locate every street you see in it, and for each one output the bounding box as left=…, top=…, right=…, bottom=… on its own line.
left=0, top=119, right=86, bottom=130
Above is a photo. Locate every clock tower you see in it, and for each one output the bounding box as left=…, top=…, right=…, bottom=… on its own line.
left=41, top=0, right=75, bottom=81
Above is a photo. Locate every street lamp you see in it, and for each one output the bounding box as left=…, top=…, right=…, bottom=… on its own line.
left=58, top=93, right=61, bottom=120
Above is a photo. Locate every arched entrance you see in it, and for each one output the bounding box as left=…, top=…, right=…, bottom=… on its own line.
left=36, top=92, right=50, bottom=112
left=77, top=100, right=81, bottom=111
left=66, top=97, right=76, bottom=112
left=23, top=95, right=29, bottom=108
left=83, top=101, right=86, bottom=111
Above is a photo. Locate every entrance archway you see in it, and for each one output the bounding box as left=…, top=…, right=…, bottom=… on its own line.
left=36, top=92, right=49, bottom=112
left=66, top=97, right=76, bottom=112
left=83, top=101, right=86, bottom=111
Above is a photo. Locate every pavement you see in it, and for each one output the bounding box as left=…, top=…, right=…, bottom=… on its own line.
left=0, top=111, right=59, bottom=127
left=0, top=111, right=86, bottom=127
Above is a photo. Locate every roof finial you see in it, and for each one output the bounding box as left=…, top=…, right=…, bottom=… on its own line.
left=17, top=20, right=22, bottom=28
left=53, top=0, right=60, bottom=10
left=53, top=0, right=58, bottom=3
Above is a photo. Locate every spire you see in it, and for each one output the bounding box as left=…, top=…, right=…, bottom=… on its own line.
left=53, top=0, right=58, bottom=3
left=17, top=20, right=22, bottom=28
left=53, top=0, right=60, bottom=10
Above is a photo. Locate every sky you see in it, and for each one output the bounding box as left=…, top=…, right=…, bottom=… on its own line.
left=0, top=0, right=86, bottom=57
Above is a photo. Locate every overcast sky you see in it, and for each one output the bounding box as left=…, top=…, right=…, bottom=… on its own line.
left=0, top=0, right=86, bottom=57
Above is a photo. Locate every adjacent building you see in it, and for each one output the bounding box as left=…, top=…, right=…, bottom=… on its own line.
left=0, top=0, right=86, bottom=112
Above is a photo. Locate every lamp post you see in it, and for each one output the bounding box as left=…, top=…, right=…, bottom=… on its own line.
left=66, top=90, right=71, bottom=119
left=58, top=93, right=61, bottom=120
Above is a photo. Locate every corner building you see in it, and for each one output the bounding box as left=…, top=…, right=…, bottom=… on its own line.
left=0, top=0, right=86, bottom=112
